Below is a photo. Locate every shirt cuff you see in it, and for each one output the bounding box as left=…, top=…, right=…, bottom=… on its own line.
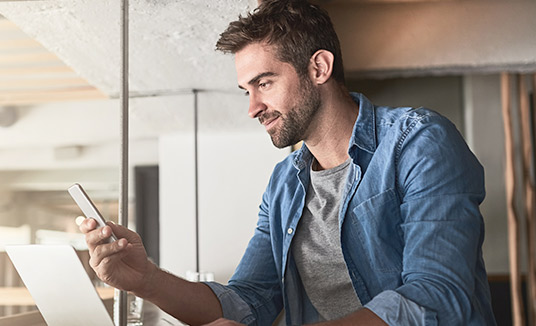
left=203, top=282, right=256, bottom=325
left=364, top=290, right=427, bottom=325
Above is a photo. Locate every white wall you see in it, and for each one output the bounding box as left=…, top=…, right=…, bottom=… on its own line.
left=158, top=92, right=289, bottom=282
left=198, top=132, right=287, bottom=283
left=159, top=132, right=197, bottom=277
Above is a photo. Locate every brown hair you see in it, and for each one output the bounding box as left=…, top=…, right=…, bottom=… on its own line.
left=216, top=0, right=345, bottom=84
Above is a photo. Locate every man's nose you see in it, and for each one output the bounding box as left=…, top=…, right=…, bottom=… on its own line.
left=248, top=93, right=266, bottom=119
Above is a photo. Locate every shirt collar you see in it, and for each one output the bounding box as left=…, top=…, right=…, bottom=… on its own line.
left=292, top=142, right=312, bottom=170
left=348, top=92, right=377, bottom=155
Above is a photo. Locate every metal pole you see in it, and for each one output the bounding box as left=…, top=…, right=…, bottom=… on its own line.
left=114, top=0, right=129, bottom=325
left=119, top=0, right=129, bottom=240
left=194, top=89, right=199, bottom=274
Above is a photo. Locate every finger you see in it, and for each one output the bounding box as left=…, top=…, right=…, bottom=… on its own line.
left=79, top=218, right=98, bottom=233
left=84, top=224, right=117, bottom=251
left=89, top=238, right=128, bottom=269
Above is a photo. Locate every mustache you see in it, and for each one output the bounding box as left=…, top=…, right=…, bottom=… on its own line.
left=258, top=111, right=282, bottom=125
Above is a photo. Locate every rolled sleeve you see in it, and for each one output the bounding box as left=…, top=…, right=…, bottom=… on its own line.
left=365, top=290, right=433, bottom=325
left=204, top=282, right=256, bottom=325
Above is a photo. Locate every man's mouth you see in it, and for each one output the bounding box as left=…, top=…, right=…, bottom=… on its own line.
left=263, top=116, right=279, bottom=130
left=259, top=114, right=281, bottom=131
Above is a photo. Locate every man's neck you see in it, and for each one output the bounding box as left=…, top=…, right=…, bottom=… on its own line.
left=305, top=89, right=358, bottom=171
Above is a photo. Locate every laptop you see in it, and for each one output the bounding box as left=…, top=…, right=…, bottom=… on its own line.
left=6, top=244, right=115, bottom=326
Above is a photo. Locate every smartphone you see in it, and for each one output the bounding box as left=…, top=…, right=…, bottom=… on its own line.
left=68, top=183, right=118, bottom=243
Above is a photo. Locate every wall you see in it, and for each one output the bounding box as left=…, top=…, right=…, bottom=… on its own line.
left=159, top=92, right=289, bottom=282
left=348, top=76, right=464, bottom=127
left=324, top=0, right=536, bottom=78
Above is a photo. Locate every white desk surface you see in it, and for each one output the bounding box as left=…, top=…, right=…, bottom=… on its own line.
left=0, top=287, right=186, bottom=326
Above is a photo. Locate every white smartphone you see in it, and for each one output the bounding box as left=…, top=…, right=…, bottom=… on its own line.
left=68, top=183, right=118, bottom=243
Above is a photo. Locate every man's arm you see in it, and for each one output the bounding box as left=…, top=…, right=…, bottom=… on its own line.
left=137, top=262, right=223, bottom=325
left=362, top=112, right=489, bottom=324
left=80, top=219, right=223, bottom=326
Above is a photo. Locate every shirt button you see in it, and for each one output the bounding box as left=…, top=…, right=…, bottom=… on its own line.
left=287, top=228, right=294, bottom=235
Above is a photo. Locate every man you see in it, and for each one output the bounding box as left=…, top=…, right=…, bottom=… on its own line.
left=81, top=0, right=496, bottom=325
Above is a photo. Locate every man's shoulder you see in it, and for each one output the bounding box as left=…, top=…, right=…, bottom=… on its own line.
left=373, top=104, right=455, bottom=142
left=375, top=104, right=445, bottom=127
left=352, top=93, right=451, bottom=143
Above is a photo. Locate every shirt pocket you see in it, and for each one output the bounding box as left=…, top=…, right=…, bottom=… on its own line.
left=350, top=188, right=403, bottom=273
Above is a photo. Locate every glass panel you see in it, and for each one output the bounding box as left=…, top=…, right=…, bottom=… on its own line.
left=0, top=1, right=120, bottom=317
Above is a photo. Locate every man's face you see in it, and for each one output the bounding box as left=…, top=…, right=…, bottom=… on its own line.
left=235, top=43, right=321, bottom=148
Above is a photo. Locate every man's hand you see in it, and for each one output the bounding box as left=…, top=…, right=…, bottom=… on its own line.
left=81, top=218, right=224, bottom=325
left=202, top=318, right=245, bottom=326
left=80, top=219, right=155, bottom=295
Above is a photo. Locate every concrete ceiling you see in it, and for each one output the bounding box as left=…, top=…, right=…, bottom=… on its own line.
left=0, top=0, right=258, bottom=98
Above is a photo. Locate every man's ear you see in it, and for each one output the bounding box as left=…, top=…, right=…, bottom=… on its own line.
left=309, top=50, right=334, bottom=85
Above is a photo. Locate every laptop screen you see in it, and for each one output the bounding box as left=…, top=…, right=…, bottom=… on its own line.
left=6, top=244, right=114, bottom=326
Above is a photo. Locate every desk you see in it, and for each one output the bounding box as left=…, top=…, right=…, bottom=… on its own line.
left=0, top=288, right=185, bottom=326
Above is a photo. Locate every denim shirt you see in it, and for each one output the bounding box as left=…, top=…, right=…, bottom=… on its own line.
left=206, top=93, right=496, bottom=326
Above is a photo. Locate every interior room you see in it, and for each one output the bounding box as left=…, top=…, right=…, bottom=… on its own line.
left=0, top=0, right=535, bottom=325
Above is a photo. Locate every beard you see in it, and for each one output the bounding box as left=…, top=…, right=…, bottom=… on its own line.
left=260, top=78, right=321, bottom=149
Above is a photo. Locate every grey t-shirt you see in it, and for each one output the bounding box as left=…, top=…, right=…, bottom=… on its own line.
left=291, top=158, right=362, bottom=321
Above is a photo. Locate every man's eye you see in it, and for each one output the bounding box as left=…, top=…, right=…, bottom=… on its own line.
left=259, top=82, right=270, bottom=89
left=244, top=91, right=250, bottom=96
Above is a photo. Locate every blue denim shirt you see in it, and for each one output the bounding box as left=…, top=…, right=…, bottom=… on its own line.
left=206, top=93, right=496, bottom=326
